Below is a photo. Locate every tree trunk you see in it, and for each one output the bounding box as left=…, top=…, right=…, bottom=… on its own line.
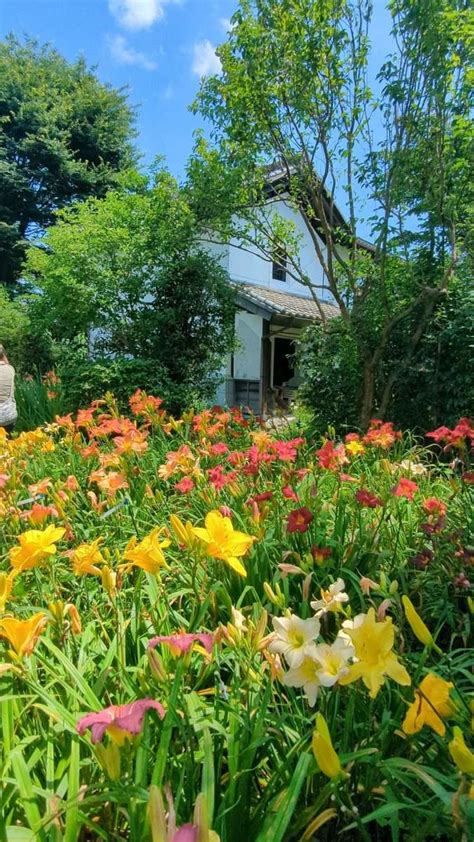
left=359, top=358, right=375, bottom=430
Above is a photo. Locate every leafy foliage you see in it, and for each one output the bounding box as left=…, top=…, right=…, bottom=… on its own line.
left=26, top=170, right=236, bottom=412
left=0, top=35, right=136, bottom=285
left=191, top=0, right=474, bottom=426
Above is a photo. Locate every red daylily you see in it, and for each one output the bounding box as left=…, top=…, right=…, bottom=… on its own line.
left=356, top=489, right=383, bottom=508
left=316, top=440, right=348, bottom=471
left=287, top=507, right=314, bottom=534
left=77, top=699, right=165, bottom=744
left=282, top=485, right=299, bottom=502
left=311, top=546, right=332, bottom=565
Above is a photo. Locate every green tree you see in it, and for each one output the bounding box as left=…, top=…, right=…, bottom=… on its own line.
left=25, top=169, right=236, bottom=412
left=0, top=35, right=136, bottom=286
left=191, top=0, right=473, bottom=427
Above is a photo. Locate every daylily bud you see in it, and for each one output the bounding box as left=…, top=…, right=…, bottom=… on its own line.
left=95, top=742, right=121, bottom=781
left=48, top=600, right=64, bottom=624
left=359, top=577, right=379, bottom=595
left=302, top=573, right=312, bottom=603
left=263, top=581, right=279, bottom=605
left=64, top=603, right=82, bottom=635
left=101, top=566, right=117, bottom=598
left=312, top=713, right=345, bottom=780
left=148, top=649, right=167, bottom=683
left=449, top=727, right=474, bottom=775
left=389, top=580, right=399, bottom=594
left=402, top=595, right=440, bottom=652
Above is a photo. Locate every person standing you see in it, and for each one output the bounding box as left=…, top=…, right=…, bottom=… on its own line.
left=0, top=345, right=17, bottom=435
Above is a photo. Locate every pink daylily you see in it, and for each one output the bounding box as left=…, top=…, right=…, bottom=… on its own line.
left=148, top=631, right=214, bottom=657
left=77, top=699, right=165, bottom=744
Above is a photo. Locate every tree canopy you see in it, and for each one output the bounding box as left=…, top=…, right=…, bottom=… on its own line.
left=0, top=35, right=136, bottom=285
left=25, top=169, right=236, bottom=411
left=191, top=0, right=474, bottom=426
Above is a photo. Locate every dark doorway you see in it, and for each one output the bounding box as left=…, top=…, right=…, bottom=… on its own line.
left=273, top=337, right=295, bottom=387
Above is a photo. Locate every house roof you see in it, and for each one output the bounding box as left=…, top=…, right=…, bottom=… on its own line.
left=235, top=283, right=339, bottom=323
left=264, top=165, right=376, bottom=255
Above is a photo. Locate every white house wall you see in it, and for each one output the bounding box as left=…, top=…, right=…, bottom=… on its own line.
left=233, top=311, right=262, bottom=379
left=228, top=200, right=334, bottom=302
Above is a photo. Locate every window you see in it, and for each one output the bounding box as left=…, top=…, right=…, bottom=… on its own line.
left=272, top=249, right=287, bottom=282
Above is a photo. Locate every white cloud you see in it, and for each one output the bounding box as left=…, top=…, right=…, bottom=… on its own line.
left=192, top=40, right=221, bottom=78
left=162, top=83, right=174, bottom=100
left=107, top=34, right=158, bottom=70
left=219, top=17, right=233, bottom=32
left=108, top=0, right=174, bottom=31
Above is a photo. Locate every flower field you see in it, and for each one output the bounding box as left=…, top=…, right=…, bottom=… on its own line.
left=0, top=394, right=473, bottom=841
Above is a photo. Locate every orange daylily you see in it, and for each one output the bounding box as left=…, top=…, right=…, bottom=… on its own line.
left=71, top=538, right=106, bottom=576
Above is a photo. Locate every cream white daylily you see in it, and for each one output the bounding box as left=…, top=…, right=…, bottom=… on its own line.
left=283, top=655, right=322, bottom=707
left=230, top=606, right=248, bottom=637
left=312, top=636, right=355, bottom=687
left=269, top=614, right=320, bottom=668
left=311, top=578, right=349, bottom=617
left=396, top=459, right=428, bottom=476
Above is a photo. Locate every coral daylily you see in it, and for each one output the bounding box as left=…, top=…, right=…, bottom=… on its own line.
left=9, top=525, right=66, bottom=572
left=192, top=510, right=255, bottom=577
left=72, top=538, right=106, bottom=576
left=392, top=478, right=418, bottom=500
left=339, top=608, right=411, bottom=698
left=148, top=631, right=214, bottom=657
left=77, top=699, right=165, bottom=745
left=175, top=476, right=195, bottom=494
left=269, top=614, right=320, bottom=668
left=311, top=578, right=349, bottom=617
left=402, top=673, right=454, bottom=736
left=0, top=612, right=49, bottom=658
left=120, top=528, right=171, bottom=576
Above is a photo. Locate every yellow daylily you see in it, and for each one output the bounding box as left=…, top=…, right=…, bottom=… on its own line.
left=0, top=570, right=18, bottom=612
left=72, top=538, right=105, bottom=576
left=449, top=728, right=474, bottom=775
left=402, top=595, right=440, bottom=652
left=120, top=528, right=171, bottom=576
left=312, top=713, right=345, bottom=780
left=402, top=673, right=454, bottom=736
left=0, top=612, right=49, bottom=658
left=192, top=510, right=255, bottom=577
left=9, top=525, right=65, bottom=572
left=339, top=608, right=411, bottom=698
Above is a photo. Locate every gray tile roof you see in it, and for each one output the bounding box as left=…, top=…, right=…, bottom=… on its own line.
left=236, top=283, right=340, bottom=322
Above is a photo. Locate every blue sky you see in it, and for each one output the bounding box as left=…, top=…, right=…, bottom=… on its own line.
left=1, top=0, right=238, bottom=176
left=2, top=1, right=393, bottom=182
